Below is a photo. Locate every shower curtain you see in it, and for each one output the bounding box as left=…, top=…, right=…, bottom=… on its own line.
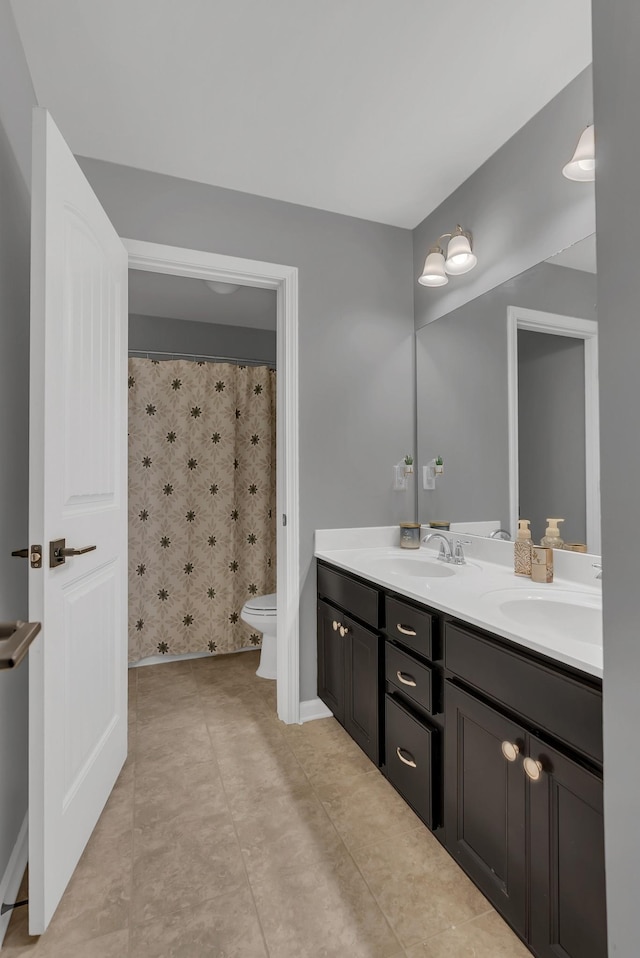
left=127, top=357, right=276, bottom=662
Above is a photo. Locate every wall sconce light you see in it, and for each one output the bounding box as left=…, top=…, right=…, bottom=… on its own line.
left=562, top=125, right=595, bottom=181
left=418, top=226, right=477, bottom=287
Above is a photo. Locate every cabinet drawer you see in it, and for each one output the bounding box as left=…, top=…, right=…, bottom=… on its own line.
left=386, top=641, right=434, bottom=715
left=445, top=621, right=603, bottom=765
left=317, top=563, right=380, bottom=629
left=384, top=694, right=437, bottom=828
left=385, top=596, right=435, bottom=660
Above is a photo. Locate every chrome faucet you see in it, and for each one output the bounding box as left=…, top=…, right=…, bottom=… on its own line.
left=422, top=532, right=453, bottom=563
left=593, top=562, right=602, bottom=580
left=490, top=529, right=511, bottom=540
left=452, top=539, right=472, bottom=565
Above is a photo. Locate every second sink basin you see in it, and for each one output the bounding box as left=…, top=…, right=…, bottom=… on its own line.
left=481, top=588, right=602, bottom=645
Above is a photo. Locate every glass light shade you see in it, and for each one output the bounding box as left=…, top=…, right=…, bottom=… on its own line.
left=562, top=125, right=595, bottom=182
left=444, top=233, right=477, bottom=275
left=418, top=249, right=448, bottom=287
left=205, top=280, right=241, bottom=295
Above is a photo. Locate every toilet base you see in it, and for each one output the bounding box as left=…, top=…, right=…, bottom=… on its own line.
left=255, top=631, right=277, bottom=680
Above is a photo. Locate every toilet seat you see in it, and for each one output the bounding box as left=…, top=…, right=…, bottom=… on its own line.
left=243, top=593, right=277, bottom=616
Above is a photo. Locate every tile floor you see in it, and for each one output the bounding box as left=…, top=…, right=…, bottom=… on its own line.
left=3, top=651, right=531, bottom=957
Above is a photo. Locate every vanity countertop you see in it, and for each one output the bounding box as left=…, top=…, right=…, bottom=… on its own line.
left=315, top=527, right=603, bottom=679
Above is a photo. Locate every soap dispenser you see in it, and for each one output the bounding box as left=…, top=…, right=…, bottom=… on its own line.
left=514, top=519, right=533, bottom=577
left=541, top=518, right=565, bottom=550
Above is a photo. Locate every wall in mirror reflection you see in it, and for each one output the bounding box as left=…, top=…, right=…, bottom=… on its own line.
left=416, top=235, right=598, bottom=551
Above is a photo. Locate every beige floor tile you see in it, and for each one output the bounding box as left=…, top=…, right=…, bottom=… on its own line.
left=131, top=809, right=246, bottom=924
left=231, top=777, right=335, bottom=854
left=317, top=768, right=421, bottom=851
left=216, top=737, right=303, bottom=793
left=134, top=722, right=214, bottom=773
left=405, top=910, right=531, bottom=957
left=136, top=660, right=195, bottom=693
left=250, top=844, right=403, bottom=958
left=1, top=927, right=130, bottom=957
left=130, top=885, right=268, bottom=958
left=351, top=827, right=491, bottom=947
left=136, top=689, right=203, bottom=732
left=293, top=732, right=376, bottom=791
left=134, top=759, right=229, bottom=828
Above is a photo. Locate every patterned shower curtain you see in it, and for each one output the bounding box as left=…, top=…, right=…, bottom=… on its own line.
left=127, top=358, right=276, bottom=663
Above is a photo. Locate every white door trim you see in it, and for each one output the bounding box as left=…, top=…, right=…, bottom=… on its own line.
left=507, top=305, right=600, bottom=555
left=124, top=239, right=300, bottom=724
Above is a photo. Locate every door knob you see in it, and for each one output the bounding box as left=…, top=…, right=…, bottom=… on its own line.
left=11, top=546, right=43, bottom=569
left=523, top=757, right=543, bottom=782
left=501, top=741, right=520, bottom=762
left=49, top=539, right=97, bottom=568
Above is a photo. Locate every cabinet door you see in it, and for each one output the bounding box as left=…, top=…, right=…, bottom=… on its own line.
left=344, top=618, right=380, bottom=764
left=444, top=682, right=527, bottom=937
left=317, top=600, right=345, bottom=724
left=529, top=735, right=607, bottom=958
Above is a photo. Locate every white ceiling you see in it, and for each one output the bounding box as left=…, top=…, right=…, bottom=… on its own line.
left=129, top=270, right=277, bottom=330
left=11, top=1, right=592, bottom=228
left=546, top=233, right=597, bottom=273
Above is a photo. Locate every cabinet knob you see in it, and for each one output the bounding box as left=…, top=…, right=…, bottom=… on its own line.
left=396, top=746, right=417, bottom=768
left=523, top=757, right=543, bottom=782
left=339, top=625, right=349, bottom=637
left=332, top=620, right=339, bottom=631
left=501, top=741, right=520, bottom=763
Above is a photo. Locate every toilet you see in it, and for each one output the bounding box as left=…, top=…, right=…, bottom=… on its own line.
left=240, top=593, right=277, bottom=679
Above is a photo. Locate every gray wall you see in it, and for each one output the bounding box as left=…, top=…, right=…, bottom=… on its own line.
left=79, top=159, right=416, bottom=701
left=0, top=0, right=35, bottom=918
left=592, top=2, right=640, bottom=953
left=413, top=67, right=596, bottom=329
left=129, top=314, right=277, bottom=366
left=518, top=331, right=586, bottom=545
left=416, top=261, right=596, bottom=530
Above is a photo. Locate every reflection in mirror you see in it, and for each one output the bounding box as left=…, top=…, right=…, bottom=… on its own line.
left=416, top=233, right=600, bottom=553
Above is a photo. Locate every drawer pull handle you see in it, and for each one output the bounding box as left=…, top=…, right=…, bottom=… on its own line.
left=396, top=746, right=417, bottom=768
left=332, top=620, right=339, bottom=631
left=523, top=757, right=543, bottom=782
left=396, top=670, right=417, bottom=687
left=396, top=624, right=417, bottom=637
left=501, top=741, right=520, bottom=762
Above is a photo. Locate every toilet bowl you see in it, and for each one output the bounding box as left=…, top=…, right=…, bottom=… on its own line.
left=240, top=593, right=277, bottom=679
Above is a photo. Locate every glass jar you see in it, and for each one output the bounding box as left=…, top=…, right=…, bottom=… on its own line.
left=399, top=522, right=421, bottom=549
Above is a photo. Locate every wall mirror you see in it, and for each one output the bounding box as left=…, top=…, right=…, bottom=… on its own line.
left=416, top=232, right=600, bottom=553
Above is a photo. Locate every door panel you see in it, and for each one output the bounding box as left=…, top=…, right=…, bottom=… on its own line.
left=344, top=619, right=380, bottom=764
left=444, top=682, right=527, bottom=937
left=317, top=599, right=345, bottom=723
left=529, top=735, right=607, bottom=958
left=28, top=108, right=128, bottom=934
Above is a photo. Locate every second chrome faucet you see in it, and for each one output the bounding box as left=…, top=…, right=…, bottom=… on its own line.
left=422, top=532, right=470, bottom=565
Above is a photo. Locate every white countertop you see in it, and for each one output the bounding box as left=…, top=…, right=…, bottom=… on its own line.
left=315, top=527, right=603, bottom=679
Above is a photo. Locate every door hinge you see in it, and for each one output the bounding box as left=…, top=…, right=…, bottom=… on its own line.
left=282, top=514, right=287, bottom=526
left=1, top=899, right=28, bottom=917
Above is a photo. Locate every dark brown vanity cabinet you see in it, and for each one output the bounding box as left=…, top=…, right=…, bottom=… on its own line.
left=317, top=564, right=382, bottom=765
left=316, top=560, right=607, bottom=958
left=444, top=621, right=606, bottom=958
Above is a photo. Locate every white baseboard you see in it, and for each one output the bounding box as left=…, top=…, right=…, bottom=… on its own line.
left=299, top=698, right=333, bottom=723
left=0, top=813, right=28, bottom=949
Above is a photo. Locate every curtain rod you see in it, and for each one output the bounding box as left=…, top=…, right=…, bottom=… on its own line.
left=128, top=349, right=276, bottom=369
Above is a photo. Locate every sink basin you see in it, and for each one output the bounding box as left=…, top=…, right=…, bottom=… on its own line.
left=362, top=555, right=481, bottom=578
left=481, top=588, right=602, bottom=645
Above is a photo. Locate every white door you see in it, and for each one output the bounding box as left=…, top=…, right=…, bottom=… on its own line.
left=28, top=108, right=128, bottom=934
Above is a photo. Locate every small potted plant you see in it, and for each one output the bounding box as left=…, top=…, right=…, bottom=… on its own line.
left=404, top=454, right=414, bottom=475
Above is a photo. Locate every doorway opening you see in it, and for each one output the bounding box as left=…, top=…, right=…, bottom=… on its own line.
left=507, top=305, right=600, bottom=554
left=124, top=240, right=300, bottom=724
